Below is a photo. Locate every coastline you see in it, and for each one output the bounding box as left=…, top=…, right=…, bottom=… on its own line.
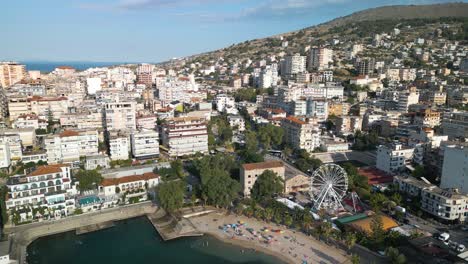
left=205, top=229, right=293, bottom=264
left=189, top=212, right=350, bottom=264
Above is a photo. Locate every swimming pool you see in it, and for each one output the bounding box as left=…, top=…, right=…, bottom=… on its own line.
left=78, top=196, right=101, bottom=206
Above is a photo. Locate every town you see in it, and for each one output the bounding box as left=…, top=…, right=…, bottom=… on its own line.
left=0, top=4, right=468, bottom=264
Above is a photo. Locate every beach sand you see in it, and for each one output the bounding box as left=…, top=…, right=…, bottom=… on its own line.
left=190, top=212, right=350, bottom=264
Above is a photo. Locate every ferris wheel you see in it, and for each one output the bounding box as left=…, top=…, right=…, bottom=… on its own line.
left=310, top=164, right=348, bottom=211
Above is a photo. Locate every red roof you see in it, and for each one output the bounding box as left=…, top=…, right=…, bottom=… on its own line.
left=59, top=130, right=80, bottom=137
left=100, top=172, right=159, bottom=187
left=285, top=116, right=306, bottom=125
left=358, top=167, right=394, bottom=185
left=27, top=164, right=69, bottom=177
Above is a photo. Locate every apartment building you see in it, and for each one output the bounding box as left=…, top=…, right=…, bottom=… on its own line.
left=5, top=164, right=76, bottom=218
left=60, top=111, right=103, bottom=129
left=281, top=54, right=306, bottom=77
left=85, top=154, right=110, bottom=170
left=8, top=96, right=70, bottom=121
left=440, top=144, right=468, bottom=194
left=421, top=187, right=467, bottom=223
left=45, top=130, right=99, bottom=165
left=0, top=62, right=26, bottom=88
left=376, top=143, right=415, bottom=173
left=136, top=64, right=154, bottom=88
left=398, top=90, right=419, bottom=113
left=215, top=94, right=236, bottom=114
left=227, top=115, right=245, bottom=132
left=136, top=115, right=157, bottom=130
left=0, top=133, right=22, bottom=165
left=394, top=175, right=467, bottom=223
left=108, top=130, right=130, bottom=160
left=412, top=108, right=441, bottom=128
left=240, top=161, right=285, bottom=196
left=441, top=112, right=468, bottom=139
left=334, top=116, right=362, bottom=135
left=12, top=114, right=47, bottom=130
left=282, top=116, right=320, bottom=153
left=104, top=101, right=137, bottom=131
left=308, top=47, right=333, bottom=70
left=131, top=129, right=159, bottom=160
left=161, top=117, right=209, bottom=157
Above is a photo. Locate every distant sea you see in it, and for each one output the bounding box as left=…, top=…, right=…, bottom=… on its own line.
left=21, top=61, right=137, bottom=73
left=27, top=217, right=282, bottom=264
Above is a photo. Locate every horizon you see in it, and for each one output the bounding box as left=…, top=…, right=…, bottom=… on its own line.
left=2, top=0, right=467, bottom=63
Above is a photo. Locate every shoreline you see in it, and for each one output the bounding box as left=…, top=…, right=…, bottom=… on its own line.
left=205, top=229, right=293, bottom=264
left=189, top=212, right=350, bottom=264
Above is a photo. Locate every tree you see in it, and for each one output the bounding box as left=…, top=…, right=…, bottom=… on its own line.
left=264, top=207, right=273, bottom=223
left=385, top=247, right=406, bottom=264
left=250, top=170, right=284, bottom=202
left=390, top=193, right=402, bottom=205
left=75, top=170, right=103, bottom=191
left=345, top=232, right=357, bottom=252
left=202, top=173, right=240, bottom=208
left=370, top=215, right=385, bottom=245
left=283, top=214, right=293, bottom=227
left=351, top=254, right=360, bottom=264
left=157, top=181, right=185, bottom=212
left=370, top=193, right=388, bottom=211
left=319, top=222, right=333, bottom=242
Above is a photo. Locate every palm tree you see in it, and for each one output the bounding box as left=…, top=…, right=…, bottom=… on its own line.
left=351, top=254, right=360, bottom=264
left=320, top=222, right=333, bottom=242
left=244, top=206, right=254, bottom=218
left=234, top=203, right=244, bottom=216
left=264, top=208, right=273, bottom=223
left=283, top=214, right=293, bottom=227
left=345, top=232, right=357, bottom=253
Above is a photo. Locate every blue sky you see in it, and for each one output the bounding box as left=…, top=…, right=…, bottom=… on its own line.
left=1, top=0, right=465, bottom=63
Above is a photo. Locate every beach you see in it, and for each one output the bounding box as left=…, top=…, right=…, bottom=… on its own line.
left=190, top=212, right=350, bottom=264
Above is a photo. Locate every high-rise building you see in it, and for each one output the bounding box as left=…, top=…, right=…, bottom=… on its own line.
left=131, top=129, right=159, bottom=160
left=308, top=48, right=333, bottom=70
left=398, top=90, right=419, bottom=113
left=440, top=144, right=468, bottom=194
left=137, top=64, right=154, bottom=88
left=357, top=58, right=375, bottom=76
left=281, top=54, right=306, bottom=77
left=282, top=116, right=320, bottom=153
left=103, top=101, right=137, bottom=131
left=161, top=117, right=209, bottom=157
left=45, top=130, right=99, bottom=165
left=0, top=62, right=26, bottom=88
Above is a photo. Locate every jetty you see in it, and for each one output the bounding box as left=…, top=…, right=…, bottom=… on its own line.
left=146, top=208, right=203, bottom=241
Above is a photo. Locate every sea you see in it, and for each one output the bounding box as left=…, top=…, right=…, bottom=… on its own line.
left=21, top=61, right=138, bottom=73
left=26, top=217, right=283, bottom=264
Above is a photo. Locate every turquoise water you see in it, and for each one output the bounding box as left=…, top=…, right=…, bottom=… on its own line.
left=27, top=217, right=283, bottom=264
left=78, top=196, right=101, bottom=206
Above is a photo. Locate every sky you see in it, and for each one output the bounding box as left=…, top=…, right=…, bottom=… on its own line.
left=1, top=0, right=465, bottom=63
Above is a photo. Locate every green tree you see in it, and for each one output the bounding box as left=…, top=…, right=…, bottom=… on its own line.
left=319, top=222, right=333, bottom=242
left=283, top=214, right=293, bottom=227
left=385, top=247, right=406, bottom=264
left=370, top=193, right=388, bottom=211
left=345, top=232, right=357, bottom=252
left=250, top=170, right=284, bottom=202
left=370, top=215, right=385, bottom=245
left=351, top=254, right=360, bottom=264
left=202, top=173, right=240, bottom=208
left=75, top=170, right=103, bottom=191
left=157, top=181, right=185, bottom=212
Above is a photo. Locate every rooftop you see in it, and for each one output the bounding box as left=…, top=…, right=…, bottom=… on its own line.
left=242, top=161, right=284, bottom=171
left=100, top=172, right=159, bottom=187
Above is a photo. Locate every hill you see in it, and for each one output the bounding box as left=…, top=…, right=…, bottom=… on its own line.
left=163, top=2, right=468, bottom=65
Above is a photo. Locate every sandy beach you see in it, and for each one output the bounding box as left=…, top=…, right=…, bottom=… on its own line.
left=190, top=212, right=350, bottom=264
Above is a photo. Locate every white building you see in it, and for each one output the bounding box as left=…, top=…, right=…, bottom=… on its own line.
left=282, top=116, right=320, bottom=153
left=85, top=154, right=111, bottom=170
left=86, top=77, right=102, bottom=95
left=162, top=117, right=209, bottom=157
left=215, top=94, right=236, bottom=114
left=227, top=115, right=245, bottom=132
left=442, top=112, right=468, bottom=139
left=309, top=47, right=333, bottom=70
left=440, top=144, right=468, bottom=194
left=398, top=90, right=419, bottom=113
left=108, top=130, right=130, bottom=161
left=99, top=172, right=159, bottom=197
left=104, top=101, right=136, bottom=131
left=131, top=129, right=159, bottom=160
left=5, top=165, right=76, bottom=219
left=45, top=130, right=99, bottom=165
left=281, top=54, right=306, bottom=77
left=376, top=143, right=414, bottom=173
left=0, top=134, right=22, bottom=165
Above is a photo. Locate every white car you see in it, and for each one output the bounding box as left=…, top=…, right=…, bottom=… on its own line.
left=457, top=244, right=466, bottom=252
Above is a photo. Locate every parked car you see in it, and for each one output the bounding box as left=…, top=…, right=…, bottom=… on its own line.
left=457, top=244, right=466, bottom=252
left=438, top=232, right=450, bottom=242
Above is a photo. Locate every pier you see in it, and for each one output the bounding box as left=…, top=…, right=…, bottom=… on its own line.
left=146, top=208, right=203, bottom=241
